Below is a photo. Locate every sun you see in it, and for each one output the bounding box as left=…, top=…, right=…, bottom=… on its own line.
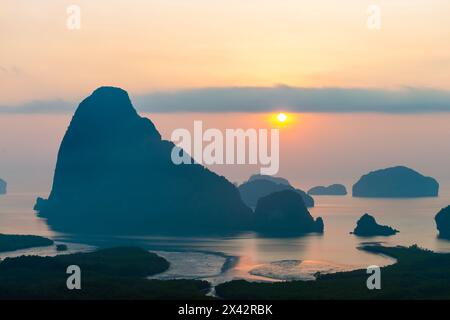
left=277, top=113, right=287, bottom=123
left=269, top=112, right=293, bottom=127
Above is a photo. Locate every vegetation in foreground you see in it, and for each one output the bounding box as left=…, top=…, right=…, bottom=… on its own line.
left=0, top=234, right=54, bottom=252
left=0, top=247, right=210, bottom=299
left=215, top=245, right=450, bottom=299
left=2, top=243, right=450, bottom=300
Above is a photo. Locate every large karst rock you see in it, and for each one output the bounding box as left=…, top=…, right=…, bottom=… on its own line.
left=35, top=87, right=252, bottom=234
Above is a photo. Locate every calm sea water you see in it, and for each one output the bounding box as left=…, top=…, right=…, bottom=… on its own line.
left=1, top=188, right=449, bottom=283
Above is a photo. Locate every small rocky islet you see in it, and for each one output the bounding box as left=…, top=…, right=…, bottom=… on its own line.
left=0, top=178, right=6, bottom=195
left=351, top=213, right=399, bottom=237
left=435, top=206, right=450, bottom=239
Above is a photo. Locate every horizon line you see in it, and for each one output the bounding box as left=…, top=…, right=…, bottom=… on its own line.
left=3, top=85, right=450, bottom=114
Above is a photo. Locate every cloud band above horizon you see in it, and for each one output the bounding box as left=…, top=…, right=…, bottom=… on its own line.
left=2, top=86, right=450, bottom=114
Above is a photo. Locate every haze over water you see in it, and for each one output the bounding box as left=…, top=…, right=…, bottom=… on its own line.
left=1, top=112, right=450, bottom=282
left=2, top=112, right=450, bottom=192
left=2, top=186, right=450, bottom=282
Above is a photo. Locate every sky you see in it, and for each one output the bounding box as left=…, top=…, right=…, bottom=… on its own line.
left=2, top=112, right=450, bottom=193
left=1, top=1, right=450, bottom=193
left=1, top=0, right=450, bottom=107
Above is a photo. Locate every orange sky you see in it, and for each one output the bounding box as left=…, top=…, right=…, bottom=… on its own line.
left=2, top=112, right=450, bottom=193
left=2, top=1, right=450, bottom=192
left=1, top=0, right=450, bottom=104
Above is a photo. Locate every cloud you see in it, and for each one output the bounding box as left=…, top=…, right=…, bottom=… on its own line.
left=0, top=99, right=74, bottom=114
left=0, top=65, right=24, bottom=75
left=2, top=86, right=450, bottom=114
left=133, top=86, right=450, bottom=113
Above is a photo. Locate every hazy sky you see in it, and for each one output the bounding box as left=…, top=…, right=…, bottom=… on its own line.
left=1, top=112, right=450, bottom=193
left=2, top=0, right=450, bottom=105
left=1, top=1, right=450, bottom=193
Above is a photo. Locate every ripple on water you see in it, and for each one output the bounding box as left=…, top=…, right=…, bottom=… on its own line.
left=0, top=242, right=96, bottom=260
left=249, top=259, right=356, bottom=281
left=149, top=251, right=228, bottom=280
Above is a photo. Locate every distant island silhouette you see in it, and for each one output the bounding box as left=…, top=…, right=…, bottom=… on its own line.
left=0, top=234, right=54, bottom=252
left=308, top=184, right=347, bottom=196
left=351, top=213, right=399, bottom=236
left=248, top=174, right=290, bottom=186
left=34, top=87, right=253, bottom=235
left=435, top=206, right=450, bottom=239
left=352, top=166, right=439, bottom=198
left=56, top=244, right=68, bottom=251
left=238, top=175, right=314, bottom=208
left=254, top=190, right=323, bottom=235
left=0, top=178, right=6, bottom=195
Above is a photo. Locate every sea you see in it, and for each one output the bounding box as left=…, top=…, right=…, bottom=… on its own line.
left=1, top=112, right=450, bottom=284
left=1, top=188, right=449, bottom=285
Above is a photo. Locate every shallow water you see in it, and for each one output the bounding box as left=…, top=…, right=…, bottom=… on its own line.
left=1, top=189, right=450, bottom=283
left=249, top=259, right=353, bottom=281
left=0, top=242, right=96, bottom=261
left=149, top=251, right=228, bottom=280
